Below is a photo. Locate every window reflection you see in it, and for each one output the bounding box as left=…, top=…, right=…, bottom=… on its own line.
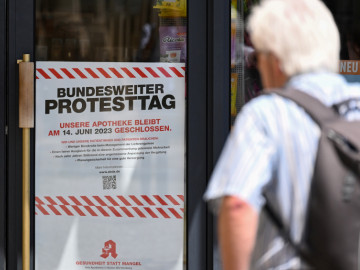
left=231, top=0, right=360, bottom=120
left=324, top=0, right=360, bottom=82
left=36, top=0, right=187, bottom=63
left=230, top=0, right=261, bottom=123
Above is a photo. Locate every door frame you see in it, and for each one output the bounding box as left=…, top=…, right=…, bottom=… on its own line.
left=6, top=0, right=35, bottom=269
left=187, top=0, right=230, bottom=269
left=1, top=0, right=6, bottom=267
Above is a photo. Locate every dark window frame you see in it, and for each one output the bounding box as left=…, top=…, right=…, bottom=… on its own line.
left=0, top=0, right=6, bottom=266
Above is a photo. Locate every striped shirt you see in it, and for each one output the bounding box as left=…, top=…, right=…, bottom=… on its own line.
left=204, top=71, right=360, bottom=269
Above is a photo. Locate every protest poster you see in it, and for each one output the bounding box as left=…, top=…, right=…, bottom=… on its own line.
left=35, top=62, right=185, bottom=270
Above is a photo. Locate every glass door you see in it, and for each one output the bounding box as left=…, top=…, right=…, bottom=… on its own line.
left=34, top=1, right=187, bottom=270
left=5, top=0, right=212, bottom=268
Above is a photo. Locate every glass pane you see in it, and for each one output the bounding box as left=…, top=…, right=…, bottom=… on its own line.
left=230, top=0, right=261, bottom=123
left=36, top=0, right=187, bottom=63
left=329, top=1, right=360, bottom=83
left=35, top=1, right=187, bottom=270
left=231, top=0, right=360, bottom=121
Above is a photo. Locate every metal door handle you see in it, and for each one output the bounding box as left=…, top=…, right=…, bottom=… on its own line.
left=17, top=53, right=34, bottom=270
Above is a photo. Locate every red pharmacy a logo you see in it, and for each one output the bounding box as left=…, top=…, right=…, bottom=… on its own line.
left=100, top=240, right=118, bottom=259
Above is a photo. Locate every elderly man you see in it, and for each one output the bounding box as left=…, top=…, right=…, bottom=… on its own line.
left=204, top=0, right=360, bottom=269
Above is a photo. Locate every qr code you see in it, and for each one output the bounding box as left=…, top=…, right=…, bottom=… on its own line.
left=102, top=175, right=117, bottom=190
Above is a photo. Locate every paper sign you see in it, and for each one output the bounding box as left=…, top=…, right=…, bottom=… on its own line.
left=35, top=62, right=185, bottom=270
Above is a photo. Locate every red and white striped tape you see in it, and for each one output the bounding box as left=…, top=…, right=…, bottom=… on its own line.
left=35, top=195, right=184, bottom=219
left=36, top=66, right=186, bottom=80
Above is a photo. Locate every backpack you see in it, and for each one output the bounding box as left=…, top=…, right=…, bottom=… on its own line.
left=264, top=89, right=360, bottom=270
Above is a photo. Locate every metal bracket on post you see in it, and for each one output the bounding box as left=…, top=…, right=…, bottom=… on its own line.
left=17, top=53, right=34, bottom=270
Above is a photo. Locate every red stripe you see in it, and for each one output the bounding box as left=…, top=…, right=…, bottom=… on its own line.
left=97, top=68, right=111, bottom=78
left=36, top=76, right=39, bottom=79
left=72, top=205, right=86, bottom=216
left=96, top=206, right=110, bottom=217
left=121, top=68, right=135, bottom=78
left=130, top=195, right=143, bottom=206
left=157, top=67, right=172, bottom=77
left=37, top=69, right=51, bottom=79
left=168, top=208, right=182, bottom=219
left=182, top=67, right=186, bottom=71
left=108, top=206, right=122, bottom=217
left=133, top=67, right=147, bottom=78
left=85, top=68, right=99, bottom=78
left=120, top=207, right=134, bottom=217
left=60, top=205, right=74, bottom=216
left=35, top=195, right=184, bottom=219
left=57, top=196, right=70, bottom=205
left=61, top=68, right=75, bottom=79
left=35, top=197, right=46, bottom=205
left=144, top=207, right=158, bottom=218
left=153, top=195, right=167, bottom=205
left=165, top=195, right=180, bottom=205
left=106, top=196, right=119, bottom=206
left=118, top=196, right=131, bottom=206
left=73, top=68, right=87, bottom=78
left=156, top=208, right=170, bottom=218
left=48, top=205, right=62, bottom=215
left=141, top=195, right=156, bottom=206
left=84, top=206, right=97, bottom=216
left=109, top=68, right=124, bottom=78
left=36, top=204, right=50, bottom=215
left=81, top=196, right=95, bottom=206
left=69, top=196, right=83, bottom=206
left=93, top=196, right=107, bottom=206
left=132, top=207, right=146, bottom=218
left=169, top=67, right=184, bottom=77
left=145, top=67, right=160, bottom=78
left=49, top=68, right=63, bottom=79
left=45, top=196, right=57, bottom=205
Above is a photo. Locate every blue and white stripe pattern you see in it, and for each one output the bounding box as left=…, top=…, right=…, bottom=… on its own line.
left=204, top=72, right=360, bottom=269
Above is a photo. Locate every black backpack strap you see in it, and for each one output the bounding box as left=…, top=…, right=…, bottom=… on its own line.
left=270, top=89, right=339, bottom=127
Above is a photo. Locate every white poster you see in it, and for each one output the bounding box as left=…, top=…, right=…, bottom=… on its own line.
left=35, top=62, right=185, bottom=270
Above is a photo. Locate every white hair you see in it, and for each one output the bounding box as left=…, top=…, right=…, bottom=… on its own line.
left=247, top=0, right=340, bottom=76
